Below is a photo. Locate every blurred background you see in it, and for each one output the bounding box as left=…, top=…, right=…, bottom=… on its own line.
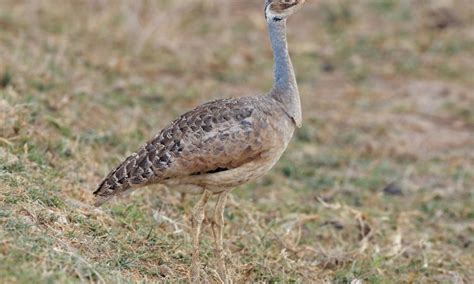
left=0, top=0, right=473, bottom=282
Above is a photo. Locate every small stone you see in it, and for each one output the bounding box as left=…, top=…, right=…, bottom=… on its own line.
left=323, top=220, right=344, bottom=230
left=321, top=62, right=334, bottom=73
left=157, top=264, right=173, bottom=277
left=383, top=182, right=403, bottom=196
left=56, top=215, right=68, bottom=225
left=428, top=7, right=462, bottom=30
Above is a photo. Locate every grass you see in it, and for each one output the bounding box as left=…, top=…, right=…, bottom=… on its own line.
left=1, top=0, right=473, bottom=282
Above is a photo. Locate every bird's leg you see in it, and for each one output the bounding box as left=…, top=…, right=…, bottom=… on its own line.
left=190, top=189, right=212, bottom=282
left=211, top=190, right=230, bottom=283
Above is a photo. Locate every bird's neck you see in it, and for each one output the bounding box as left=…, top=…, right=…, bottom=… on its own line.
left=267, top=19, right=302, bottom=127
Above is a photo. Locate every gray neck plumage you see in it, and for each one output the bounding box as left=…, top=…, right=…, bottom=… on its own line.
left=267, top=19, right=302, bottom=127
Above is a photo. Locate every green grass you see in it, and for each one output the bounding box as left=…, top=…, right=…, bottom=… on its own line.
left=1, top=0, right=473, bottom=282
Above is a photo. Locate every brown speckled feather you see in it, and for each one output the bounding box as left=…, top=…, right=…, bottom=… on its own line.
left=93, top=96, right=293, bottom=206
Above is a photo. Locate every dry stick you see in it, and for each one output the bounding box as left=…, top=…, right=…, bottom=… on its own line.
left=294, top=214, right=320, bottom=246
left=317, top=196, right=375, bottom=255
left=0, top=137, right=14, bottom=146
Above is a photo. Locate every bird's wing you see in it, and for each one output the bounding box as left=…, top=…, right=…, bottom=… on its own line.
left=93, top=97, right=268, bottom=205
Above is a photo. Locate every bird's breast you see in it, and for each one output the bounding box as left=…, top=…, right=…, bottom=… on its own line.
left=163, top=112, right=295, bottom=193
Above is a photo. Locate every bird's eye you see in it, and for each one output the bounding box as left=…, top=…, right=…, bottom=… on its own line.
left=282, top=0, right=296, bottom=4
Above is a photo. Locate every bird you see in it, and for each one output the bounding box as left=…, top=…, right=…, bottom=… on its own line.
left=93, top=0, right=306, bottom=282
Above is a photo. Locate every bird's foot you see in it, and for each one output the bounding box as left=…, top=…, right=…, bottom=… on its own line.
left=215, top=253, right=229, bottom=284
left=190, top=260, right=201, bottom=283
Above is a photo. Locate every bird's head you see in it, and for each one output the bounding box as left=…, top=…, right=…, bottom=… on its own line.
left=265, top=0, right=306, bottom=22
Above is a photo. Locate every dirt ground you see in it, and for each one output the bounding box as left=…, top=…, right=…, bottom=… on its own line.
left=1, top=0, right=473, bottom=282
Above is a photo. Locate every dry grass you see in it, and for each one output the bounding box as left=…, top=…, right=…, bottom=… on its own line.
left=1, top=0, right=473, bottom=282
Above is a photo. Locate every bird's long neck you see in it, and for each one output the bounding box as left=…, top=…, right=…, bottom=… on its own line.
left=267, top=19, right=302, bottom=127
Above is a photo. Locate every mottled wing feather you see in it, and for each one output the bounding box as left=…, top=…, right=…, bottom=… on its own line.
left=94, top=97, right=266, bottom=205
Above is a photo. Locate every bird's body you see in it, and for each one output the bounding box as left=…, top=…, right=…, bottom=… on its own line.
left=94, top=95, right=295, bottom=204
left=93, top=0, right=307, bottom=282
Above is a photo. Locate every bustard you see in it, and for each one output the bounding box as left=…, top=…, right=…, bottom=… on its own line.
left=94, top=0, right=306, bottom=281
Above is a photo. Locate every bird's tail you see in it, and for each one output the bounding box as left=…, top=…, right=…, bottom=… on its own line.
left=94, top=126, right=176, bottom=207
left=93, top=155, right=137, bottom=207
left=93, top=146, right=160, bottom=207
left=93, top=173, right=132, bottom=207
